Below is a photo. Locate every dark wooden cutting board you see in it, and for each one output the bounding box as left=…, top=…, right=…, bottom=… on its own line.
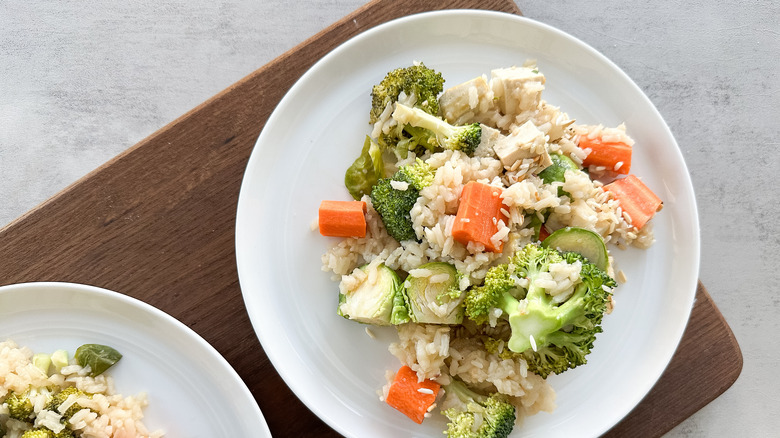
left=0, top=0, right=741, bottom=436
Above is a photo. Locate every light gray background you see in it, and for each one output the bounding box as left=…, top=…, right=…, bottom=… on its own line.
left=1, top=1, right=777, bottom=436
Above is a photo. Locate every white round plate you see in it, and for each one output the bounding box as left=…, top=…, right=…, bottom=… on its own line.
left=0, top=282, right=271, bottom=438
left=236, top=10, right=699, bottom=438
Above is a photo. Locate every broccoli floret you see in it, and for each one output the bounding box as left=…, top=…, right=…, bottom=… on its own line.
left=59, top=429, right=76, bottom=438
left=46, top=386, right=92, bottom=420
left=482, top=329, right=600, bottom=378
left=370, top=160, right=434, bottom=241
left=53, top=428, right=76, bottom=438
left=394, top=125, right=439, bottom=157
left=401, top=158, right=435, bottom=190
left=6, top=390, right=34, bottom=421
left=442, top=378, right=516, bottom=438
left=370, top=177, right=417, bottom=241
left=392, top=103, right=482, bottom=155
left=464, top=243, right=616, bottom=378
left=21, top=429, right=54, bottom=438
left=463, top=264, right=517, bottom=326
left=370, top=63, right=444, bottom=125
left=370, top=64, right=444, bottom=156
left=20, top=427, right=75, bottom=438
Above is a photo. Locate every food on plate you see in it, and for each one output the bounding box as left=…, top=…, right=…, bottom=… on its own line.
left=337, top=259, right=408, bottom=326
left=369, top=159, right=434, bottom=241
left=369, top=63, right=444, bottom=154
left=74, top=344, right=123, bottom=378
left=451, top=181, right=508, bottom=253
left=0, top=340, right=163, bottom=438
left=603, top=174, right=664, bottom=230
left=577, top=129, right=633, bottom=175
left=464, top=243, right=616, bottom=378
left=404, top=262, right=464, bottom=325
left=318, top=200, right=368, bottom=238
left=318, top=61, right=662, bottom=435
left=442, top=377, right=515, bottom=438
left=384, top=365, right=440, bottom=424
left=392, top=103, right=483, bottom=156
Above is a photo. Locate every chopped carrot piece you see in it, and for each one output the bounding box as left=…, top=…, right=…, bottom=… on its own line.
left=385, top=365, right=440, bottom=424
left=452, top=181, right=508, bottom=253
left=603, top=175, right=663, bottom=229
left=538, top=224, right=551, bottom=242
left=579, top=135, right=632, bottom=174
left=318, top=200, right=367, bottom=237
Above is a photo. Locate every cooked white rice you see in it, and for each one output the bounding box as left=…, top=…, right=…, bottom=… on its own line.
left=386, top=325, right=556, bottom=424
left=0, top=340, right=163, bottom=438
left=387, top=324, right=451, bottom=381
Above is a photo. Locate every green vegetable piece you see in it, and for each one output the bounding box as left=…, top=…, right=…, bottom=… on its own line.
left=405, top=262, right=465, bottom=324
left=370, top=176, right=418, bottom=241
left=393, top=125, right=438, bottom=159
left=338, top=262, right=409, bottom=325
left=442, top=378, right=516, bottom=438
left=33, top=352, right=52, bottom=375
left=463, top=264, right=518, bottom=326
left=538, top=153, right=578, bottom=184
left=21, top=429, right=55, bottom=438
left=344, top=135, right=384, bottom=200
left=392, top=103, right=482, bottom=156
left=6, top=390, right=34, bottom=420
left=54, top=428, right=76, bottom=438
left=541, top=226, right=609, bottom=271
left=46, top=386, right=92, bottom=420
left=51, top=349, right=69, bottom=371
left=21, top=428, right=75, bottom=438
left=370, top=63, right=445, bottom=156
left=526, top=210, right=552, bottom=242
left=464, top=243, right=616, bottom=378
left=399, top=158, right=434, bottom=191
left=370, top=63, right=444, bottom=125
left=75, top=344, right=122, bottom=376
left=369, top=160, right=434, bottom=242
left=538, top=153, right=579, bottom=197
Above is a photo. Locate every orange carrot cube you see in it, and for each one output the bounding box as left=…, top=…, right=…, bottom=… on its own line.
left=385, top=365, right=440, bottom=424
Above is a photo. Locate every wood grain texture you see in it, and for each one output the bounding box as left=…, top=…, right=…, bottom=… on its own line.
left=604, top=283, right=743, bottom=437
left=0, top=0, right=740, bottom=436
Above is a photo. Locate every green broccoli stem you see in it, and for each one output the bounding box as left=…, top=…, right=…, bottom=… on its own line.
left=505, top=283, right=588, bottom=353
left=445, top=378, right=484, bottom=405
left=393, top=102, right=457, bottom=139
left=497, top=289, right=519, bottom=316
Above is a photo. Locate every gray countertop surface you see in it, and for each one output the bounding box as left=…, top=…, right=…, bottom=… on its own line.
left=1, top=1, right=777, bottom=436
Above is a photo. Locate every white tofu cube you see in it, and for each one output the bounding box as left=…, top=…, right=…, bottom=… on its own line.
left=493, top=121, right=552, bottom=170
left=438, top=75, right=495, bottom=125
left=490, top=67, right=546, bottom=116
